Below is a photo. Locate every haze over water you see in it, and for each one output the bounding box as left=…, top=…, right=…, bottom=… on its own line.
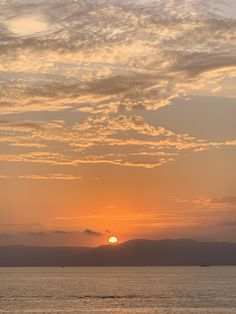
left=1, top=267, right=236, bottom=313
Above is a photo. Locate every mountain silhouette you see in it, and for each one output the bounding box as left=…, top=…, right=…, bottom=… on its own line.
left=1, top=239, right=236, bottom=267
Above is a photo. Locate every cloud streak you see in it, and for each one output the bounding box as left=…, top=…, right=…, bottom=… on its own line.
left=176, top=196, right=236, bottom=210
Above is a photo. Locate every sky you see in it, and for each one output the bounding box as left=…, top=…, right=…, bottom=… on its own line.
left=0, top=0, right=236, bottom=246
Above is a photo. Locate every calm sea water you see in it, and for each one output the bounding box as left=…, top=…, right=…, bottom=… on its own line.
left=0, top=267, right=236, bottom=313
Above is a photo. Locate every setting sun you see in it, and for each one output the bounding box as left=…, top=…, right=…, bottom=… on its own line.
left=0, top=0, right=235, bottom=312
left=108, top=236, right=119, bottom=244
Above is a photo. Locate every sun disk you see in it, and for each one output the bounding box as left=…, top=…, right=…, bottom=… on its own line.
left=108, top=236, right=119, bottom=244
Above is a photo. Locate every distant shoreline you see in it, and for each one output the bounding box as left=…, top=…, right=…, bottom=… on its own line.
left=1, top=265, right=236, bottom=268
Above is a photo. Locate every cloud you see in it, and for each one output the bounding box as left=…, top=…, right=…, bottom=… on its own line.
left=176, top=196, right=236, bottom=209
left=218, top=220, right=236, bottom=227
left=0, top=0, right=235, bottom=113
left=0, top=228, right=104, bottom=245
left=83, top=229, right=102, bottom=237
left=0, top=114, right=236, bottom=169
left=51, top=230, right=72, bottom=234
left=18, top=174, right=82, bottom=180
left=0, top=232, right=13, bottom=240
left=29, top=232, right=47, bottom=237
left=0, top=0, right=236, bottom=170
left=0, top=173, right=82, bottom=181
left=0, top=175, right=12, bottom=179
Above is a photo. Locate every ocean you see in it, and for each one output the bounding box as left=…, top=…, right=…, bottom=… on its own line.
left=0, top=267, right=236, bottom=313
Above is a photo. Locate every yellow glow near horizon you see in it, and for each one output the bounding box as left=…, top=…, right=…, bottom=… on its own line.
left=108, top=236, right=119, bottom=244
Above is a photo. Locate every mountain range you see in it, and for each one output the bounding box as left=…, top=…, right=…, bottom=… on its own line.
left=1, top=239, right=236, bottom=267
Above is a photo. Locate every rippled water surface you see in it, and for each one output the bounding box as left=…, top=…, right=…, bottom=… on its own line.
left=1, top=267, right=236, bottom=313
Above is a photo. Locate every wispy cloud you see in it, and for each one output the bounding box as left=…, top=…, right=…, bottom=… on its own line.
left=0, top=173, right=82, bottom=180
left=175, top=196, right=236, bottom=209
left=0, top=114, right=235, bottom=169
left=18, top=174, right=82, bottom=180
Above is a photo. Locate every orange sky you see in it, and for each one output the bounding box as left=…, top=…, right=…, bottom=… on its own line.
left=0, top=0, right=236, bottom=246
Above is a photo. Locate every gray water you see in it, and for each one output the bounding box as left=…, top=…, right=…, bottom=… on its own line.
left=0, top=267, right=236, bottom=313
